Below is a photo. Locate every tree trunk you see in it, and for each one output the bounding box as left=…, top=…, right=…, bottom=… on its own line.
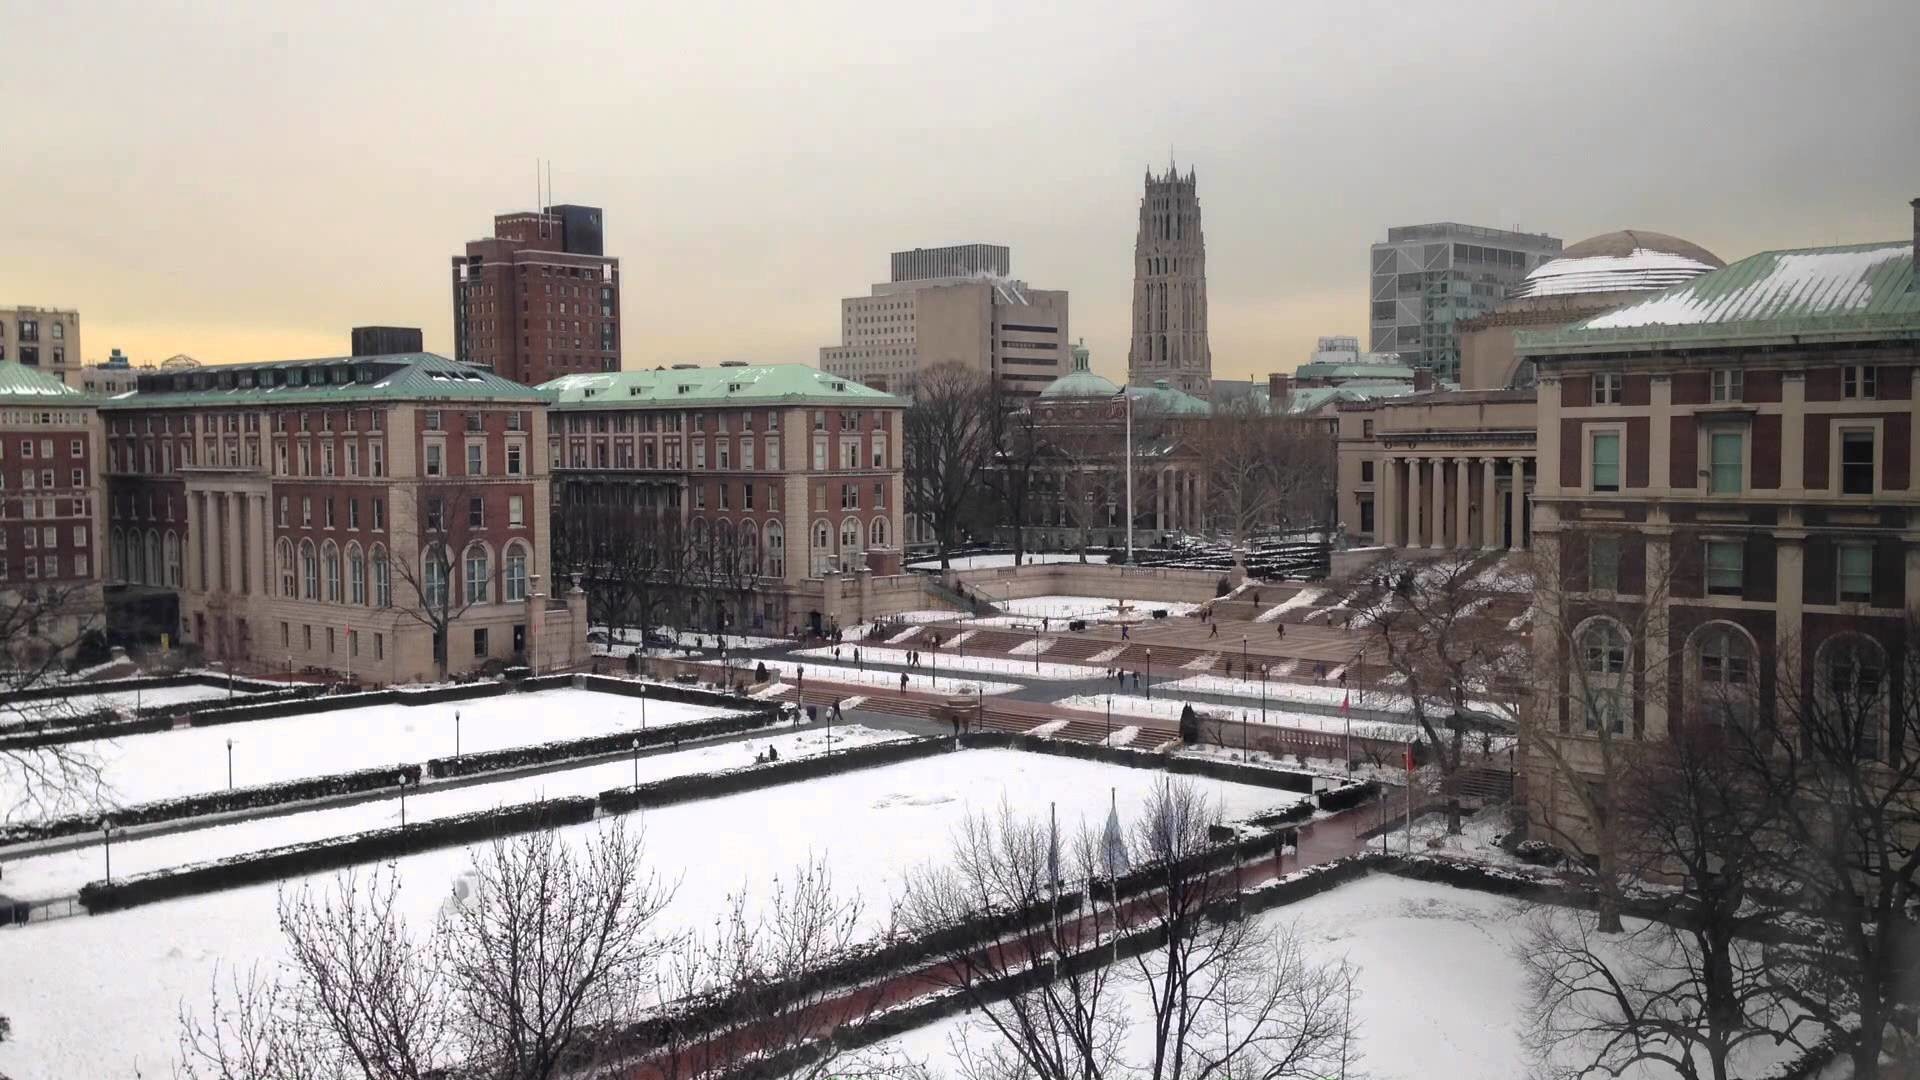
left=1595, top=830, right=1624, bottom=933
left=1446, top=796, right=1462, bottom=835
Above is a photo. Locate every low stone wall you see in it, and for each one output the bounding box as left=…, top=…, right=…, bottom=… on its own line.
left=950, top=563, right=1228, bottom=605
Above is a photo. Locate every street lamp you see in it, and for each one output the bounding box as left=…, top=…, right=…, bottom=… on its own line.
left=1105, top=694, right=1112, bottom=745
left=1241, top=636, right=1248, bottom=682
left=631, top=737, right=641, bottom=790
left=226, top=738, right=235, bottom=790
left=397, top=773, right=410, bottom=827
left=101, top=819, right=114, bottom=884
left=1144, top=649, right=1152, bottom=699
left=455, top=710, right=462, bottom=758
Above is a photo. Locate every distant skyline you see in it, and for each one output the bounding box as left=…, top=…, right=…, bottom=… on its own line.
left=2, top=0, right=1915, bottom=386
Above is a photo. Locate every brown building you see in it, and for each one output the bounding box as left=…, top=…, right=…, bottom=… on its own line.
left=100, top=352, right=581, bottom=682
left=1521, top=222, right=1920, bottom=845
left=0, top=361, right=106, bottom=659
left=451, top=204, right=620, bottom=386
left=542, top=364, right=907, bottom=635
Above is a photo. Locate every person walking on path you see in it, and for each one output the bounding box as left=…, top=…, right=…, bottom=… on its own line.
left=1121, top=625, right=1131, bottom=641
left=1277, top=623, right=1286, bottom=640
left=1209, top=623, right=1219, bottom=639
left=900, top=671, right=909, bottom=693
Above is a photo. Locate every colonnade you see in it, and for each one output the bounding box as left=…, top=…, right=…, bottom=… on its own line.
left=1378, top=454, right=1530, bottom=550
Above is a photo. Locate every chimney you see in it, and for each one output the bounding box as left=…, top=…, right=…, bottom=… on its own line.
left=1911, top=197, right=1919, bottom=289
left=1414, top=368, right=1436, bottom=392
left=1268, top=372, right=1292, bottom=404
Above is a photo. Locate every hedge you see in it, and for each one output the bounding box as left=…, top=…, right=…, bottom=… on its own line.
left=0, top=761, right=428, bottom=847
left=0, top=682, right=322, bottom=746
left=79, top=796, right=596, bottom=913
left=1316, top=779, right=1378, bottom=813
left=595, top=736, right=947, bottom=814
left=429, top=706, right=781, bottom=781
left=956, top=730, right=1324, bottom=796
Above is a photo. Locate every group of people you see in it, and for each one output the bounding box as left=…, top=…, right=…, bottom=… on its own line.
left=1103, top=667, right=1142, bottom=690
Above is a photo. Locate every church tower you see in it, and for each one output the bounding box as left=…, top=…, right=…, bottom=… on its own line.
left=1127, top=163, right=1212, bottom=396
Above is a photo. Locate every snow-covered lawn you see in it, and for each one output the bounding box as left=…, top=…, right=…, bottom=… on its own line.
left=0, top=749, right=1304, bottom=1078
left=1054, top=694, right=1418, bottom=742
left=907, top=553, right=1112, bottom=570
left=854, top=872, right=1799, bottom=1080
left=1255, top=586, right=1324, bottom=622
left=714, top=659, right=1025, bottom=696
left=2, top=681, right=260, bottom=725
left=0, top=726, right=912, bottom=901
left=0, top=689, right=745, bottom=817
left=786, top=648, right=1103, bottom=684
left=966, top=596, right=1200, bottom=626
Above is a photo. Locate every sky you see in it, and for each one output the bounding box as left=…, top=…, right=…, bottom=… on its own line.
left=2, top=0, right=1917, bottom=386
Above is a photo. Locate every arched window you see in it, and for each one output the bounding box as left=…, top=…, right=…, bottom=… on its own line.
left=869, top=516, right=889, bottom=548
left=112, top=527, right=126, bottom=581
left=503, top=542, right=529, bottom=602
left=424, top=546, right=450, bottom=610
left=811, top=519, right=832, bottom=576
left=300, top=539, right=318, bottom=599
left=1692, top=622, right=1757, bottom=729
left=464, top=543, right=490, bottom=605
left=371, top=544, right=391, bottom=608
left=145, top=530, right=161, bottom=587
left=347, top=543, right=366, bottom=605
left=740, top=526, right=759, bottom=578
left=1577, top=617, right=1630, bottom=735
left=840, top=517, right=861, bottom=552
left=321, top=541, right=341, bottom=603
left=766, top=522, right=785, bottom=578
left=1817, top=634, right=1887, bottom=759
left=164, top=531, right=182, bottom=588
left=277, top=538, right=294, bottom=597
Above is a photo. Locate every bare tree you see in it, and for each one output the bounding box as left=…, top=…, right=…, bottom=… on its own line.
left=550, top=497, right=688, bottom=647
left=0, top=581, right=110, bottom=821
left=988, top=398, right=1047, bottom=566
left=178, top=820, right=675, bottom=1080
left=905, top=363, right=999, bottom=570
left=1521, top=724, right=1800, bottom=1080
left=387, top=485, right=488, bottom=680
left=1189, top=400, right=1332, bottom=566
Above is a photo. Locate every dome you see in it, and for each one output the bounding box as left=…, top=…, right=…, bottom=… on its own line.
left=1037, top=368, right=1123, bottom=398
left=1511, top=230, right=1725, bottom=300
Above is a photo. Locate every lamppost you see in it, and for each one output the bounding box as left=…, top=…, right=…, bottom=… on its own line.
left=1241, top=636, right=1248, bottom=682
left=1144, top=649, right=1152, bottom=699
left=101, top=819, right=114, bottom=884
left=631, top=737, right=641, bottom=790
left=397, top=772, right=410, bottom=827
left=1033, top=621, right=1042, bottom=673
left=455, top=710, right=462, bottom=758
left=1105, top=694, right=1112, bottom=744
left=226, top=738, right=235, bottom=790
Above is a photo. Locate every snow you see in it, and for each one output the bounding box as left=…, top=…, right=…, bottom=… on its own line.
left=1103, top=725, right=1140, bottom=747
left=1086, top=645, right=1125, bottom=664
left=1179, top=653, right=1218, bottom=671
left=0, top=726, right=913, bottom=902
left=0, top=690, right=744, bottom=815
left=989, top=595, right=1198, bottom=622
left=1586, top=244, right=1909, bottom=329
left=886, top=625, right=924, bottom=644
left=1054, top=694, right=1418, bottom=742
left=907, top=552, right=1112, bottom=570
left=733, top=659, right=1024, bottom=696
left=1007, top=636, right=1056, bottom=657
left=1470, top=561, right=1533, bottom=594
left=788, top=648, right=1105, bottom=684
left=943, top=630, right=978, bottom=649
left=0, top=749, right=1303, bottom=1078
left=2, top=681, right=259, bottom=725
left=1507, top=605, right=1536, bottom=631
left=1516, top=248, right=1719, bottom=298
left=1255, top=586, right=1324, bottom=622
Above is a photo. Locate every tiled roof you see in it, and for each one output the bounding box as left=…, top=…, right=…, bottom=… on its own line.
left=97, top=353, right=546, bottom=409
left=0, top=362, right=90, bottom=405
left=1521, top=241, right=1920, bottom=354
left=543, top=364, right=904, bottom=409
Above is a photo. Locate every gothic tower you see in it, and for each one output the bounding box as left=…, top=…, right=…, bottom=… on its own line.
left=1127, top=163, right=1212, bottom=396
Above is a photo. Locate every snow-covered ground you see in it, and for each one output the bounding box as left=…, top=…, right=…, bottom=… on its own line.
left=907, top=553, right=1112, bottom=570
left=0, top=689, right=745, bottom=816
left=0, top=726, right=912, bottom=901
left=703, top=658, right=1025, bottom=696
left=1255, top=586, right=1324, bottom=622
left=985, top=595, right=1200, bottom=622
left=851, top=872, right=1801, bottom=1080
left=788, top=647, right=1103, bottom=683
left=0, top=749, right=1304, bottom=1079
left=1054, top=694, right=1418, bottom=742
left=1, top=681, right=260, bottom=725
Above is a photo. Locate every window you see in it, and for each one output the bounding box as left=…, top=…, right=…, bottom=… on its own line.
left=1705, top=540, right=1744, bottom=596
left=375, top=632, right=384, bottom=660
left=1596, top=373, right=1623, bottom=405
left=1362, top=419, right=1374, bottom=437
left=1843, top=365, right=1877, bottom=399
left=1361, top=460, right=1374, bottom=483
left=301, top=540, right=318, bottom=599
left=1838, top=543, right=1874, bottom=603
left=509, top=496, right=524, bottom=527
left=370, top=442, right=384, bottom=477
left=473, top=627, right=489, bottom=658
left=426, top=498, right=444, bottom=531
left=348, top=499, right=360, bottom=529
left=1591, top=431, right=1620, bottom=492
left=323, top=542, right=341, bottom=602
left=464, top=545, right=489, bottom=604
left=349, top=546, right=366, bottom=604
left=372, top=499, right=385, bottom=531
left=425, top=444, right=443, bottom=476
left=1841, top=430, right=1875, bottom=495
left=373, top=547, right=391, bottom=607
left=467, top=443, right=483, bottom=475
left=1819, top=635, right=1886, bottom=759
left=304, top=625, right=313, bottom=651
left=424, top=410, right=442, bottom=431
left=425, top=549, right=449, bottom=609
left=1696, top=624, right=1756, bottom=728
left=504, top=545, right=528, bottom=601
left=1589, top=535, right=1621, bottom=592
left=1710, top=369, right=1743, bottom=403
left=506, top=444, right=523, bottom=475
left=465, top=411, right=484, bottom=432
left=468, top=496, right=484, bottom=528
left=301, top=497, right=313, bottom=527
left=1580, top=620, right=1629, bottom=734
left=1584, top=621, right=1627, bottom=675
left=278, top=539, right=295, bottom=596
left=1708, top=431, right=1743, bottom=494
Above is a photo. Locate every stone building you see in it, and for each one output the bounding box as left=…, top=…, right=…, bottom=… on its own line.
left=1520, top=221, right=1920, bottom=846
left=541, top=363, right=907, bottom=635
left=0, top=361, right=106, bottom=660
left=1127, top=164, right=1212, bottom=397
left=99, top=352, right=580, bottom=681
left=451, top=204, right=620, bottom=386
left=0, top=307, right=81, bottom=385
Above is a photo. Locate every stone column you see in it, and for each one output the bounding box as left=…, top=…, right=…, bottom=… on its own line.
left=1427, top=457, right=1446, bottom=550
left=1481, top=458, right=1500, bottom=549
left=185, top=492, right=203, bottom=592
left=225, top=491, right=243, bottom=594
left=1406, top=457, right=1423, bottom=548
left=1509, top=458, right=1528, bottom=551
left=256, top=495, right=272, bottom=599
left=1455, top=457, right=1472, bottom=549
left=1380, top=456, right=1399, bottom=546
left=1777, top=509, right=1807, bottom=733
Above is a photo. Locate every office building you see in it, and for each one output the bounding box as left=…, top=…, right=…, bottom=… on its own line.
left=451, top=204, right=621, bottom=386
left=1369, top=223, right=1563, bottom=381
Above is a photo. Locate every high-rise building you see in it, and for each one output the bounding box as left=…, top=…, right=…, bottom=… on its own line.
left=1368, top=222, right=1562, bottom=382
left=820, top=247, right=1069, bottom=398
left=351, top=326, right=424, bottom=357
left=451, top=204, right=620, bottom=386
left=1127, top=164, right=1212, bottom=397
left=0, top=306, right=81, bottom=384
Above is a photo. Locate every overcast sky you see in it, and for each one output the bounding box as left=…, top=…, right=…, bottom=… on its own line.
left=3, top=0, right=1916, bottom=384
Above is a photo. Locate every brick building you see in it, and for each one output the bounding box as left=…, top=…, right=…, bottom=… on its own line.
left=99, top=352, right=582, bottom=681
left=541, top=364, right=905, bottom=635
left=0, top=361, right=106, bottom=659
left=1520, top=225, right=1920, bottom=844
left=451, top=205, right=620, bottom=386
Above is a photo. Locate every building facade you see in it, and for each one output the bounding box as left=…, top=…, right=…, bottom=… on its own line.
left=0, top=307, right=81, bottom=385
left=1520, top=225, right=1920, bottom=847
left=1127, top=165, right=1212, bottom=397
left=0, top=362, right=106, bottom=660
left=820, top=249, right=1069, bottom=398
left=451, top=205, right=620, bottom=386
left=99, top=352, right=580, bottom=682
left=542, top=364, right=906, bottom=635
left=1369, top=223, right=1562, bottom=382
left=352, top=326, right=425, bottom=357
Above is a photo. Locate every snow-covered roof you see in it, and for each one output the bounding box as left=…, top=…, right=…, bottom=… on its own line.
left=1511, top=248, right=1720, bottom=299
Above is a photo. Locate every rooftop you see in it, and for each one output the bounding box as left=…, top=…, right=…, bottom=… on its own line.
left=0, top=361, right=91, bottom=405
left=97, top=353, right=546, bottom=409
left=1510, top=229, right=1724, bottom=300
left=543, top=364, right=904, bottom=409
left=1521, top=240, right=1920, bottom=354
left=1294, top=361, right=1419, bottom=382
left=1381, top=223, right=1562, bottom=250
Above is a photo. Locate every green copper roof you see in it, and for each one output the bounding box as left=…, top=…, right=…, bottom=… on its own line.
left=1038, top=368, right=1124, bottom=398
left=1125, top=381, right=1212, bottom=416
left=1521, top=241, right=1920, bottom=355
left=542, top=365, right=904, bottom=409
left=0, top=361, right=91, bottom=406
left=97, top=353, right=546, bottom=409
left=1294, top=361, right=1418, bottom=381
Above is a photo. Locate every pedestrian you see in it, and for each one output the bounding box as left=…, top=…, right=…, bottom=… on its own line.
left=1132, top=671, right=1140, bottom=690
left=1225, top=659, right=1234, bottom=679
left=834, top=646, right=842, bottom=661
left=900, top=671, right=909, bottom=692
left=1121, top=625, right=1130, bottom=641
left=1316, top=661, right=1327, bottom=679
left=1253, top=590, right=1261, bottom=604
left=1043, top=617, right=1050, bottom=633
left=1277, top=623, right=1286, bottom=640
left=1209, top=623, right=1219, bottom=639
left=951, top=714, right=960, bottom=735
left=797, top=666, right=804, bottom=690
